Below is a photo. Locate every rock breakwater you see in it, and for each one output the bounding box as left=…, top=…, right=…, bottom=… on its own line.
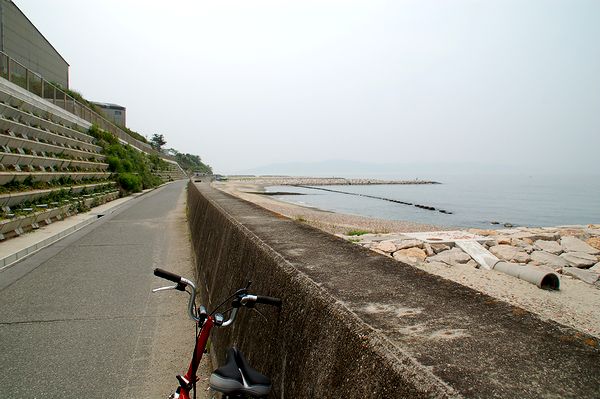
left=295, top=185, right=453, bottom=215
left=340, top=225, right=600, bottom=286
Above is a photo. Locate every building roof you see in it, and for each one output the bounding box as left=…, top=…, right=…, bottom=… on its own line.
left=91, top=101, right=126, bottom=111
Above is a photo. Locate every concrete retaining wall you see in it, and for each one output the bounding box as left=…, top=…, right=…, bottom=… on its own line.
left=187, top=181, right=600, bottom=398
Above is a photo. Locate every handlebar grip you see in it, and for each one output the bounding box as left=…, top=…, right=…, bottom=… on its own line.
left=154, top=268, right=183, bottom=283
left=255, top=295, right=282, bottom=307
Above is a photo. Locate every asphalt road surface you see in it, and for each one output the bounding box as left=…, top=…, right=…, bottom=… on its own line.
left=0, top=181, right=210, bottom=398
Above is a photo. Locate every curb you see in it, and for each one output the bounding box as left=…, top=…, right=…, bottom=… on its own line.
left=0, top=215, right=97, bottom=270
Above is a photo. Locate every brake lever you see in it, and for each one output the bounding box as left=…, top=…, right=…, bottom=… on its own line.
left=252, top=307, right=268, bottom=322
left=152, top=282, right=187, bottom=293
left=152, top=285, right=177, bottom=293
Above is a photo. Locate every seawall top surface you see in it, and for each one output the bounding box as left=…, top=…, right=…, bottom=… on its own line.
left=193, top=182, right=600, bottom=398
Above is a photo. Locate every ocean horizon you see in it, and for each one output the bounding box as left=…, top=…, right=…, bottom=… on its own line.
left=265, top=173, right=600, bottom=229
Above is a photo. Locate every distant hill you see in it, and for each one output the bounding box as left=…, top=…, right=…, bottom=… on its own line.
left=240, top=160, right=524, bottom=179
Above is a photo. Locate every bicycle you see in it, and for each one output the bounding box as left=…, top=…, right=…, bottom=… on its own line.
left=153, top=268, right=282, bottom=399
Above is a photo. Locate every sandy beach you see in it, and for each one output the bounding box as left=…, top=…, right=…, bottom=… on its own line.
left=214, top=178, right=600, bottom=340
left=214, top=178, right=445, bottom=234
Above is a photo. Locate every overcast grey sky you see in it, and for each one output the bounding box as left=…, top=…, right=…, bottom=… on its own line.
left=15, top=0, right=600, bottom=174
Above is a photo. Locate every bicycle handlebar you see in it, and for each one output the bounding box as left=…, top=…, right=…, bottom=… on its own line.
left=154, top=268, right=198, bottom=322
left=153, top=268, right=281, bottom=325
left=241, top=295, right=282, bottom=307
left=154, top=268, right=182, bottom=283
left=218, top=294, right=281, bottom=327
left=256, top=295, right=282, bottom=307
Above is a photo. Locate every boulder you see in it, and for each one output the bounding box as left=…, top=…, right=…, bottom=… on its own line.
left=510, top=238, right=526, bottom=247
left=393, top=247, right=427, bottom=263
left=509, top=231, right=559, bottom=241
left=560, top=236, right=600, bottom=255
left=558, top=228, right=590, bottom=240
left=530, top=251, right=569, bottom=268
left=590, top=263, right=600, bottom=273
left=533, top=240, right=563, bottom=255
left=484, top=240, right=498, bottom=248
left=510, top=239, right=534, bottom=253
left=427, top=248, right=472, bottom=266
left=375, top=240, right=397, bottom=253
left=395, top=239, right=424, bottom=250
left=513, top=252, right=530, bottom=263
left=560, top=252, right=598, bottom=268
left=586, top=227, right=600, bottom=237
left=423, top=243, right=435, bottom=257
left=562, top=267, right=600, bottom=285
left=467, top=228, right=497, bottom=236
left=393, top=254, right=418, bottom=266
left=489, top=245, right=530, bottom=263
left=496, top=236, right=512, bottom=245
left=371, top=248, right=392, bottom=257
left=587, top=237, right=600, bottom=251
left=430, top=243, right=451, bottom=254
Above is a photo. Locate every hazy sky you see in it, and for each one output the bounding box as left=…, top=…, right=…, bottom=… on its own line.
left=15, top=0, right=600, bottom=174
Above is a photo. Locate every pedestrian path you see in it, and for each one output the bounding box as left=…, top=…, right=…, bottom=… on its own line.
left=1, top=188, right=155, bottom=269
left=0, top=179, right=200, bottom=398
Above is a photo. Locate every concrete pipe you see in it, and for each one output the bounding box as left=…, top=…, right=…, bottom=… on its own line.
left=493, top=261, right=560, bottom=290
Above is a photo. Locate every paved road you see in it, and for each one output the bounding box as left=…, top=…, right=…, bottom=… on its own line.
left=0, top=180, right=208, bottom=398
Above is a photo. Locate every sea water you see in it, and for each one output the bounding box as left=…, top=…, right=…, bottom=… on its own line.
left=265, top=174, right=600, bottom=229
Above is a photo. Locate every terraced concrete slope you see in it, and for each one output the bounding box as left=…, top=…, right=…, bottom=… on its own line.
left=0, top=78, right=186, bottom=239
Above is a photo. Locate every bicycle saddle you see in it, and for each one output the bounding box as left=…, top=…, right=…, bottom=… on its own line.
left=209, top=347, right=271, bottom=397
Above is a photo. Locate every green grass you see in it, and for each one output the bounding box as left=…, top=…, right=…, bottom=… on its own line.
left=0, top=185, right=117, bottom=221
left=89, top=125, right=163, bottom=193
left=346, top=230, right=370, bottom=236
left=0, top=176, right=112, bottom=194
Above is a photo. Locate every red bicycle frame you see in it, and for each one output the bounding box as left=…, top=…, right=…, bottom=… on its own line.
left=153, top=268, right=281, bottom=399
left=177, top=316, right=215, bottom=399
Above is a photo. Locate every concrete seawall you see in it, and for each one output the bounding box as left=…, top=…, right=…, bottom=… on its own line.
left=187, top=181, right=600, bottom=398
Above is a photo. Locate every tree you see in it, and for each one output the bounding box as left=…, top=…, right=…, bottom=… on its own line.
left=167, top=148, right=213, bottom=174
left=150, top=134, right=167, bottom=151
